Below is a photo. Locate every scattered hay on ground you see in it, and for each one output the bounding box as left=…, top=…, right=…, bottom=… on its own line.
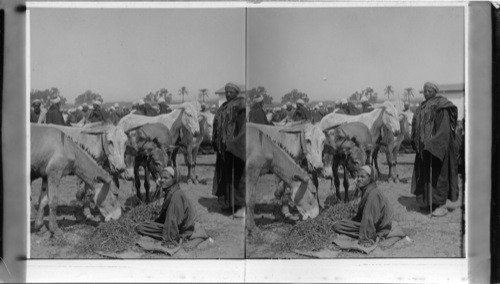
left=75, top=218, right=139, bottom=253
left=75, top=202, right=162, bottom=254
left=126, top=202, right=162, bottom=223
left=281, top=201, right=357, bottom=252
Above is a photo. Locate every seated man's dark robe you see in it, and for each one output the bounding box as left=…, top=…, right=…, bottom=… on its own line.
left=333, top=183, right=392, bottom=244
left=135, top=183, right=197, bottom=244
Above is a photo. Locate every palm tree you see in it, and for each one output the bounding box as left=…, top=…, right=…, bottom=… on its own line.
left=178, top=86, right=189, bottom=103
left=404, top=87, right=415, bottom=103
left=199, top=88, right=209, bottom=102
left=384, top=85, right=394, bottom=100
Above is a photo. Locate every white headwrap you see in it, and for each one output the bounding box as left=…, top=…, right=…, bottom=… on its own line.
left=360, top=165, right=372, bottom=176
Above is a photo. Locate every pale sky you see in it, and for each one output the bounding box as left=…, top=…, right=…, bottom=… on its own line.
left=247, top=7, right=464, bottom=102
left=30, top=8, right=246, bottom=103
left=31, top=7, right=464, bottom=104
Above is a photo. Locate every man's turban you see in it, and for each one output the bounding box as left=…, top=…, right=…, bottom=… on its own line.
left=225, top=82, right=241, bottom=94
left=424, top=81, right=439, bottom=93
left=253, top=94, right=264, bottom=103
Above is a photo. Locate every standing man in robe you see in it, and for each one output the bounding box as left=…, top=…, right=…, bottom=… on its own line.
left=45, top=95, right=66, bottom=125
left=88, top=100, right=107, bottom=123
left=114, top=103, right=123, bottom=119
left=212, top=82, right=246, bottom=217
left=249, top=94, right=270, bottom=124
left=30, top=99, right=42, bottom=123
left=158, top=97, right=172, bottom=114
left=311, top=105, right=322, bottom=123
left=411, top=81, right=459, bottom=217
left=81, top=103, right=91, bottom=124
left=360, top=96, right=373, bottom=113
left=138, top=99, right=158, bottom=116
left=292, top=99, right=311, bottom=121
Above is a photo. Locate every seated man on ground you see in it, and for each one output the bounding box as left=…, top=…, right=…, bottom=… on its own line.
left=135, top=166, right=206, bottom=248
left=333, top=165, right=393, bottom=246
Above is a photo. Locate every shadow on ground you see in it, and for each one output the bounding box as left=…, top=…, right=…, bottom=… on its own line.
left=398, top=196, right=427, bottom=213
left=197, top=197, right=235, bottom=217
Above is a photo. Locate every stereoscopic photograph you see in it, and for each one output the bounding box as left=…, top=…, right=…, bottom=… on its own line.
left=29, top=7, right=246, bottom=259
left=28, top=4, right=465, bottom=263
left=245, top=7, right=465, bottom=258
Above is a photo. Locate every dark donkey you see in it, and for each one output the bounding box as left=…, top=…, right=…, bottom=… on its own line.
left=125, top=123, right=177, bottom=203
left=323, top=122, right=372, bottom=202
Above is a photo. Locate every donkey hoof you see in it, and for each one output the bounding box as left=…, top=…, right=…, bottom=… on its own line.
left=247, top=227, right=262, bottom=239
left=35, top=224, right=48, bottom=235
left=51, top=228, right=63, bottom=237
left=34, top=220, right=45, bottom=231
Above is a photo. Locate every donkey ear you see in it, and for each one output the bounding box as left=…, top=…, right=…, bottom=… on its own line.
left=124, top=123, right=150, bottom=134
left=81, top=128, right=106, bottom=135
left=280, top=123, right=307, bottom=133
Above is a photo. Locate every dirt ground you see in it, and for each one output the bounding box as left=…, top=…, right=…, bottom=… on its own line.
left=246, top=153, right=465, bottom=258
left=30, top=152, right=464, bottom=259
left=30, top=153, right=245, bottom=259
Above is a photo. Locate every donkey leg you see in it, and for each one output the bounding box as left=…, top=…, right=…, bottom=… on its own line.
left=47, top=171, right=63, bottom=236
left=134, top=159, right=142, bottom=201
left=385, top=149, right=393, bottom=183
left=392, top=147, right=400, bottom=183
left=183, top=151, right=193, bottom=184
left=372, top=146, right=381, bottom=177
left=312, top=171, right=321, bottom=210
left=343, top=164, right=350, bottom=203
left=245, top=164, right=261, bottom=237
left=191, top=149, right=199, bottom=184
left=144, top=164, right=151, bottom=203
left=333, top=163, right=341, bottom=201
left=34, top=177, right=48, bottom=231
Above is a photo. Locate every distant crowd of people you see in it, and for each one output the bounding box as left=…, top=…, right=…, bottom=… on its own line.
left=30, top=96, right=218, bottom=126
left=249, top=95, right=414, bottom=125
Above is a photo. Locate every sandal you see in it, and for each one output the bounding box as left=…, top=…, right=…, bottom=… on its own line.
left=431, top=206, right=448, bottom=217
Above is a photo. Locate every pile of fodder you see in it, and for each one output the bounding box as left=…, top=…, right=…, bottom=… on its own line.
left=282, top=200, right=358, bottom=252
left=126, top=201, right=162, bottom=223
left=75, top=202, right=162, bottom=254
